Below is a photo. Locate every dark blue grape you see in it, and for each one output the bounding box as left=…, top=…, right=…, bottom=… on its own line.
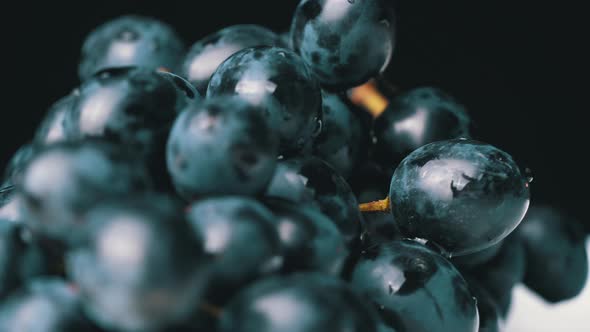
left=207, top=46, right=322, bottom=156
left=373, top=87, right=471, bottom=171
left=186, top=197, right=282, bottom=305
left=65, top=67, right=199, bottom=149
left=182, top=24, right=285, bottom=94
left=220, top=273, right=381, bottom=332
left=0, top=278, right=101, bottom=332
left=66, top=193, right=209, bottom=332
left=313, top=91, right=370, bottom=178
left=17, top=141, right=152, bottom=242
left=265, top=156, right=363, bottom=247
left=346, top=240, right=479, bottom=332
left=78, top=15, right=185, bottom=81
left=389, top=139, right=530, bottom=256
left=166, top=96, right=278, bottom=199
left=264, top=198, right=348, bottom=275
left=34, top=93, right=76, bottom=146
left=291, top=0, right=396, bottom=89
left=518, top=206, right=588, bottom=302
left=64, top=67, right=199, bottom=190
left=461, top=233, right=526, bottom=317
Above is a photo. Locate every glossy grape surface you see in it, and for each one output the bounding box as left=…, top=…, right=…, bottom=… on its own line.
left=78, top=15, right=185, bottom=81
left=347, top=240, right=479, bottom=332
left=264, top=198, right=348, bottom=275
left=266, top=156, right=363, bottom=246
left=291, top=0, right=396, bottom=89
left=390, top=139, right=530, bottom=256
left=65, top=67, right=199, bottom=189
left=220, top=273, right=380, bottom=332
left=166, top=96, right=278, bottom=199
left=207, top=46, right=322, bottom=156
left=186, top=197, right=282, bottom=305
left=373, top=87, right=471, bottom=170
left=65, top=67, right=198, bottom=153
left=67, top=194, right=209, bottom=332
left=182, top=25, right=285, bottom=94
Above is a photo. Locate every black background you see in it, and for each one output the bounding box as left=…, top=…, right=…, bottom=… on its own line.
left=1, top=1, right=585, bottom=222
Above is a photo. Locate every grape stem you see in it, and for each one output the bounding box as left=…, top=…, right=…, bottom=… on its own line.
left=359, top=196, right=391, bottom=213
left=348, top=79, right=389, bottom=118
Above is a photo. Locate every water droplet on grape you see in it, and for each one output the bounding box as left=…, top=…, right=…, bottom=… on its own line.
left=525, top=167, right=534, bottom=183
left=412, top=238, right=428, bottom=245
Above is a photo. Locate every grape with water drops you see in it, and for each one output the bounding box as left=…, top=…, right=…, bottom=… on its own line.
left=363, top=138, right=530, bottom=256
left=207, top=46, right=323, bottom=157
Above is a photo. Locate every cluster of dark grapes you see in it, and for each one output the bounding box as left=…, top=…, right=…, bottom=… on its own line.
left=0, top=1, right=587, bottom=331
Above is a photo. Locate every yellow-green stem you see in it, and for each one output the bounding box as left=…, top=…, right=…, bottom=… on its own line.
left=359, top=197, right=391, bottom=213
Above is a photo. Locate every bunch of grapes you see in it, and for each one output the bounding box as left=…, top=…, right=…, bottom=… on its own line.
left=0, top=1, right=587, bottom=331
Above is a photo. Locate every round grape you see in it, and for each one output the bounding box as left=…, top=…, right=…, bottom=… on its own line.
left=346, top=240, right=479, bottom=332
left=78, top=15, right=185, bottom=81
left=207, top=46, right=322, bottom=156
left=166, top=96, right=278, bottom=199
left=67, top=194, right=209, bottom=332
left=291, top=0, right=396, bottom=89
left=389, top=139, right=530, bottom=256
left=373, top=87, right=471, bottom=170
